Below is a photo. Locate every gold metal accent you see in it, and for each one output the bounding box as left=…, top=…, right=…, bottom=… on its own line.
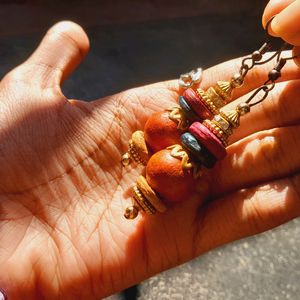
left=211, top=115, right=233, bottom=136
left=203, top=120, right=228, bottom=146
left=220, top=109, right=240, bottom=128
left=167, top=144, right=202, bottom=179
left=236, top=102, right=251, bottom=115
left=168, top=107, right=189, bottom=130
left=214, top=81, right=233, bottom=101
left=206, top=87, right=226, bottom=108
left=124, top=206, right=139, bottom=219
left=196, top=88, right=219, bottom=115
left=167, top=144, right=193, bottom=170
left=132, top=186, right=156, bottom=215
left=231, top=73, right=244, bottom=88
left=136, top=176, right=167, bottom=213
left=121, top=131, right=149, bottom=166
left=121, top=152, right=131, bottom=166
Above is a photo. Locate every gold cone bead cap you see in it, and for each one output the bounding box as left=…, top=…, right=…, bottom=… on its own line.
left=214, top=81, right=234, bottom=102
left=220, top=109, right=240, bottom=128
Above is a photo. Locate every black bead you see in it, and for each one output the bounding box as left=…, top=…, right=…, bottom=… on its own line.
left=268, top=69, right=281, bottom=81
left=178, top=96, right=200, bottom=122
left=252, top=50, right=262, bottom=61
left=181, top=132, right=217, bottom=169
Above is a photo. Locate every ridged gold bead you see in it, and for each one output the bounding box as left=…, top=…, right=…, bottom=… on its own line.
left=136, top=176, right=166, bottom=213
left=132, top=186, right=156, bottom=215
left=196, top=88, right=219, bottom=115
left=121, top=130, right=150, bottom=166
left=220, top=109, right=240, bottom=128
left=206, top=87, right=227, bottom=108
left=214, top=81, right=233, bottom=102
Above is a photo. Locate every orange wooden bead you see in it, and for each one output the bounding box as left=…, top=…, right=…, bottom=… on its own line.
left=144, top=111, right=182, bottom=152
left=146, top=149, right=196, bottom=203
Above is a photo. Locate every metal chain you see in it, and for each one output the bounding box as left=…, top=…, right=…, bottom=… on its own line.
left=245, top=53, right=298, bottom=107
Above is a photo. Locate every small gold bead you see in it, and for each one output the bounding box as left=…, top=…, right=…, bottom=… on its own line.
left=206, top=87, right=226, bottom=108
left=236, top=102, right=251, bottom=115
left=231, top=73, right=244, bottom=88
left=121, top=153, right=131, bottom=166
left=124, top=206, right=139, bottom=219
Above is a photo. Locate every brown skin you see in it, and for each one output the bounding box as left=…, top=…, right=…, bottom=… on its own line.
left=263, top=0, right=300, bottom=66
left=0, top=21, right=300, bottom=300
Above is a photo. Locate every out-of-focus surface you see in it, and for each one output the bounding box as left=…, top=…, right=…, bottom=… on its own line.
left=1, top=1, right=299, bottom=299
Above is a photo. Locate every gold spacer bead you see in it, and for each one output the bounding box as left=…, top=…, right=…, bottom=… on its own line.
left=203, top=120, right=228, bottom=146
left=124, top=206, right=139, bottom=219
left=206, top=87, right=226, bottom=108
left=132, top=186, right=156, bottom=215
left=136, top=176, right=167, bottom=213
left=196, top=88, right=219, bottom=115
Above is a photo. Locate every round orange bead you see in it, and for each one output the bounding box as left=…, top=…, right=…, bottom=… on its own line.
left=144, top=111, right=182, bottom=152
left=146, top=149, right=196, bottom=203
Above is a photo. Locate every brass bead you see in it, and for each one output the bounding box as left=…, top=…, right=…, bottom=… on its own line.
left=231, top=73, right=244, bottom=88
left=214, top=81, right=233, bottom=101
left=124, top=206, right=139, bottom=219
left=121, top=152, right=131, bottom=166
left=132, top=186, right=156, bottom=215
left=121, top=131, right=150, bottom=166
left=136, top=176, right=167, bottom=213
left=220, top=109, right=240, bottom=128
left=196, top=89, right=219, bottom=115
left=205, top=87, right=226, bottom=108
left=236, top=102, right=251, bottom=115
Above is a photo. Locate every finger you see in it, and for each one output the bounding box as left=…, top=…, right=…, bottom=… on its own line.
left=211, top=125, right=300, bottom=197
left=293, top=46, right=300, bottom=67
left=265, top=0, right=300, bottom=45
left=163, top=51, right=300, bottom=105
left=262, top=0, right=295, bottom=31
left=24, top=21, right=89, bottom=85
left=229, top=80, right=300, bottom=143
left=195, top=172, right=300, bottom=255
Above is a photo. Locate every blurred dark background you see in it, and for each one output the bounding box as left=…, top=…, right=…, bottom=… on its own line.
left=1, top=1, right=299, bottom=300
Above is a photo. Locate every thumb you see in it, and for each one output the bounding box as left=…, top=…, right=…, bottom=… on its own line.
left=23, top=21, right=90, bottom=85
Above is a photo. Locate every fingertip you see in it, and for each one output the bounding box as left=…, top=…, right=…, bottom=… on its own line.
left=262, top=0, right=295, bottom=33
left=46, top=21, right=90, bottom=59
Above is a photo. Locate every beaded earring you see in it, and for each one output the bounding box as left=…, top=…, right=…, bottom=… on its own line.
left=122, top=19, right=295, bottom=219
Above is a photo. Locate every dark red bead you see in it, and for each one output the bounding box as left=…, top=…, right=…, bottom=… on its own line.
left=189, top=122, right=227, bottom=160
left=183, top=88, right=213, bottom=120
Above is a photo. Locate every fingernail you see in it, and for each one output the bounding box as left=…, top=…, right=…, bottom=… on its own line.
left=270, top=16, right=280, bottom=36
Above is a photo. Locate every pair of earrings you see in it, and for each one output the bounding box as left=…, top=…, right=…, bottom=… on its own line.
left=121, top=19, right=295, bottom=219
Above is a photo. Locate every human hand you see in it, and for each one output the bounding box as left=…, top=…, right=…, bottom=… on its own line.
left=262, top=0, right=300, bottom=65
left=0, top=21, right=300, bottom=300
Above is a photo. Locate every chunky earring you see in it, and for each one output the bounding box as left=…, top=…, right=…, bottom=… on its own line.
left=122, top=19, right=295, bottom=219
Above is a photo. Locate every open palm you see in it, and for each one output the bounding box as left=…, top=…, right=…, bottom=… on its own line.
left=0, top=22, right=299, bottom=300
